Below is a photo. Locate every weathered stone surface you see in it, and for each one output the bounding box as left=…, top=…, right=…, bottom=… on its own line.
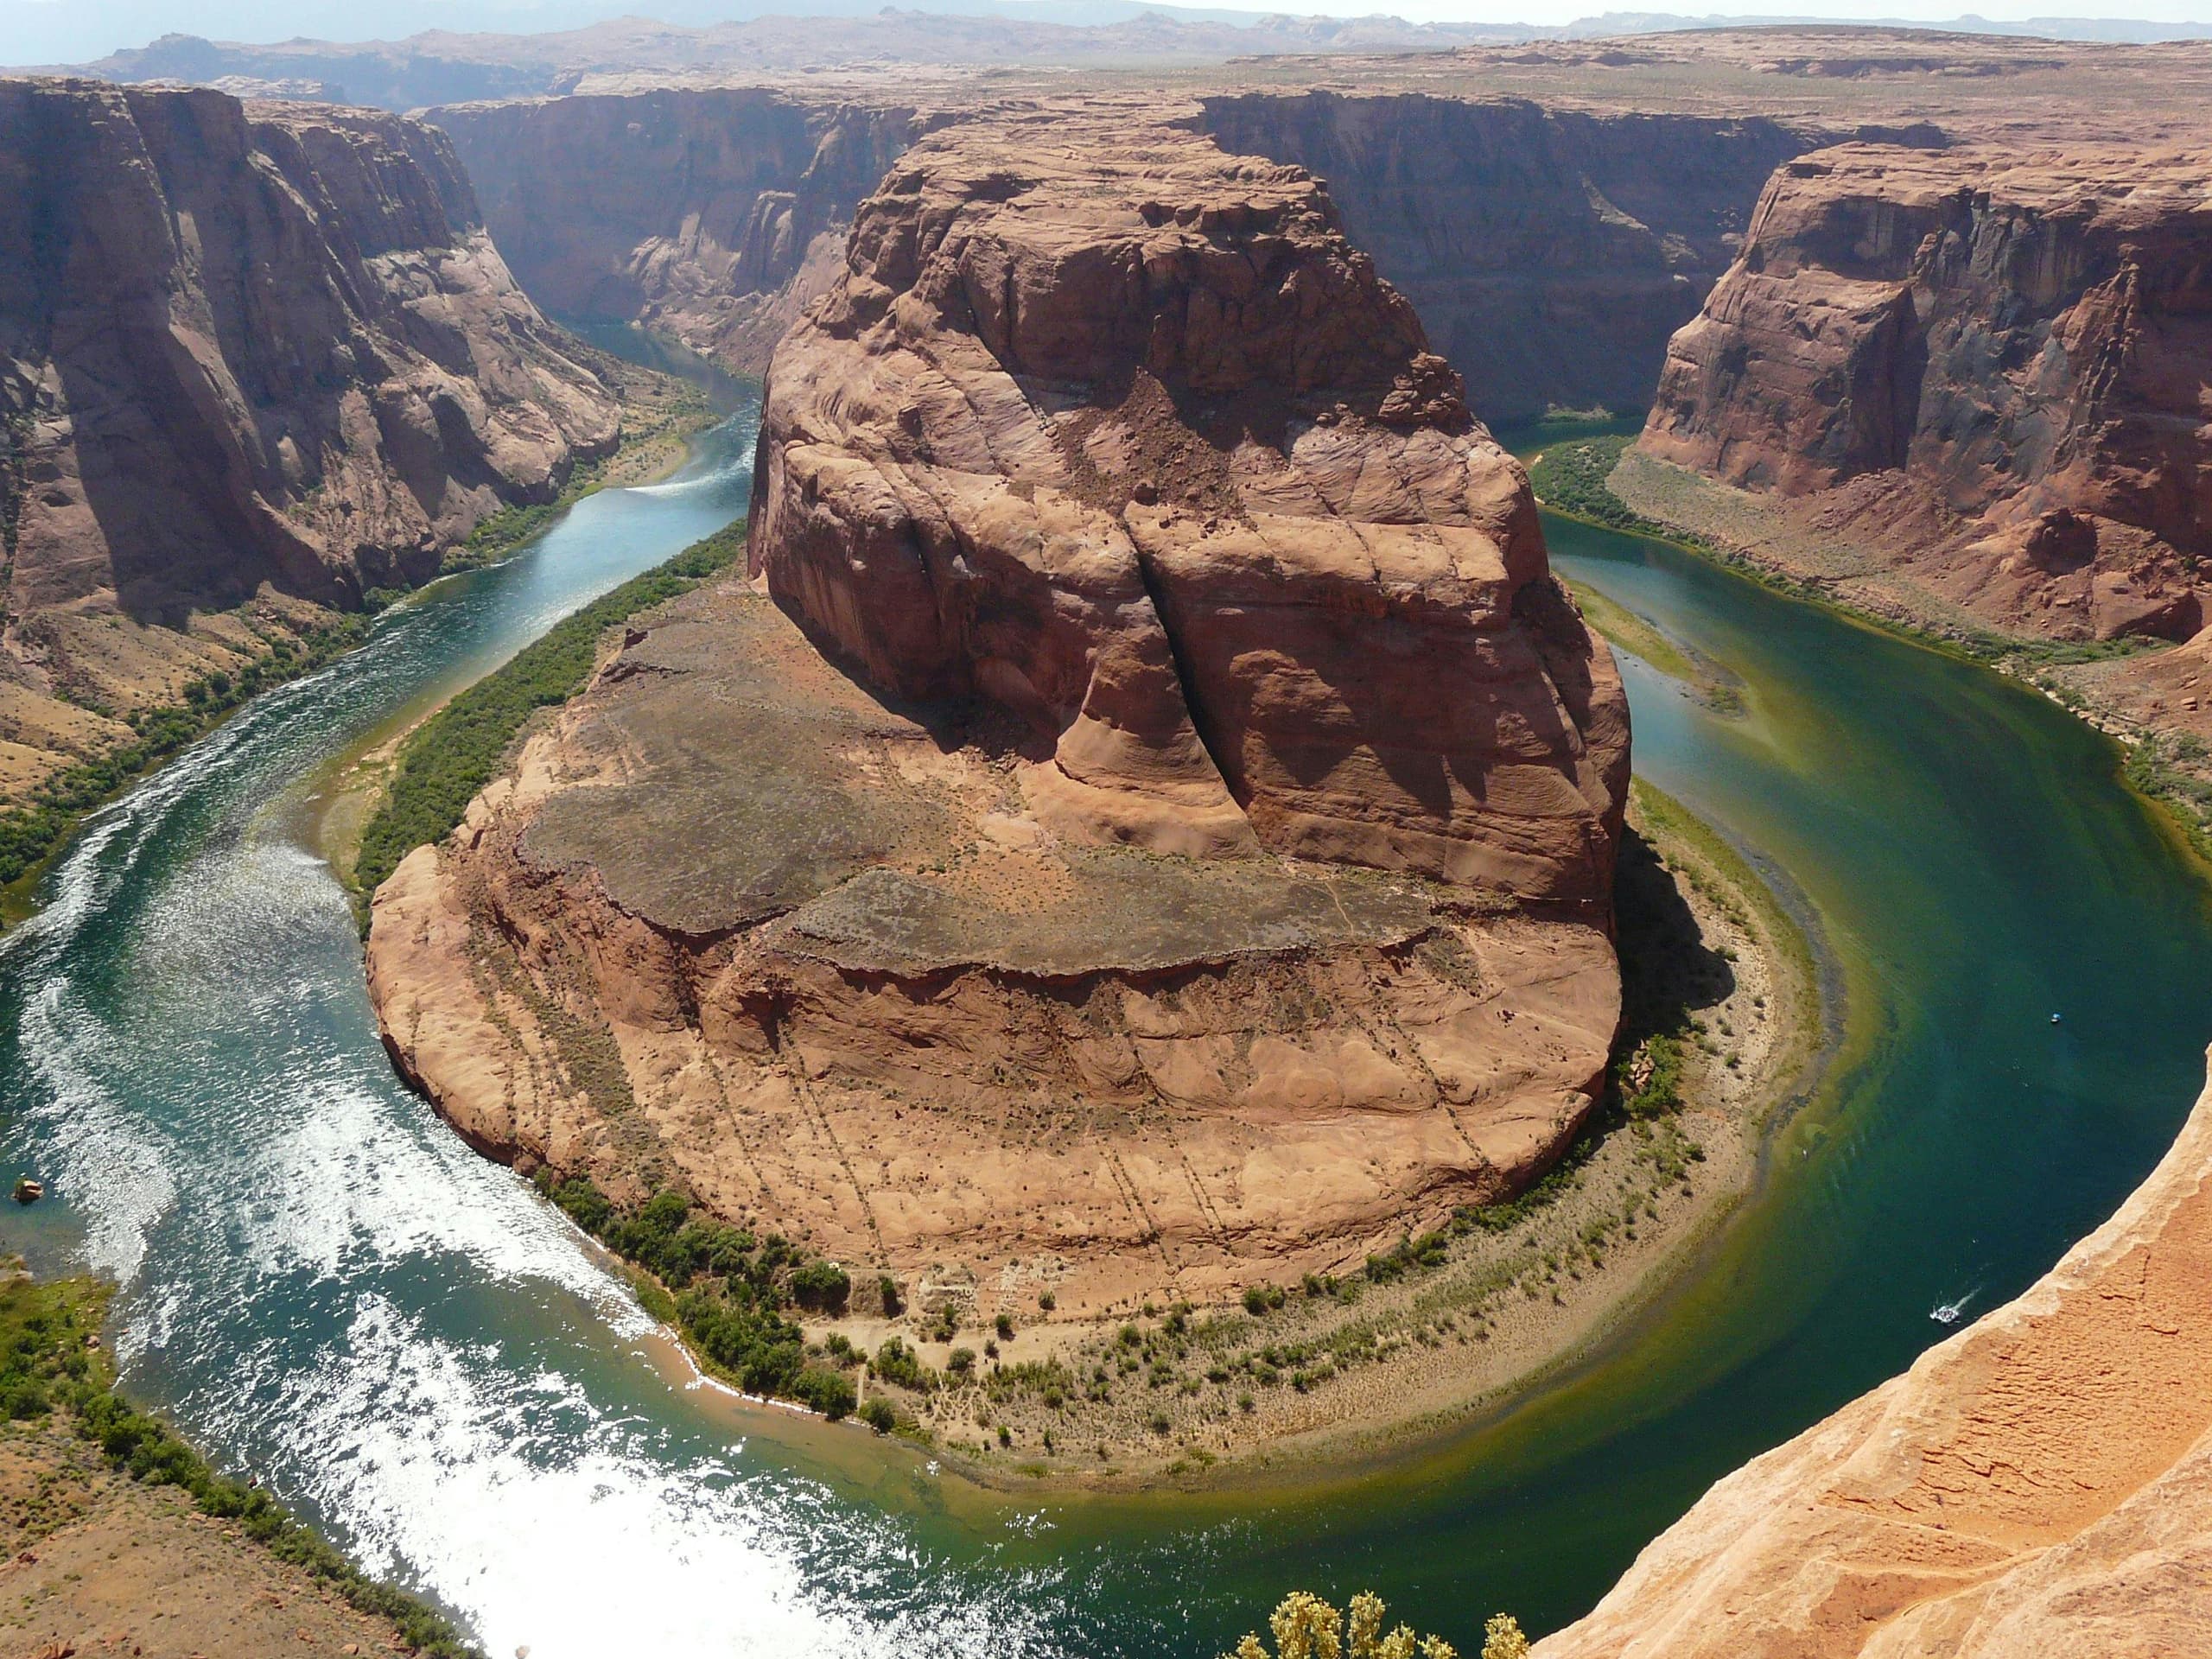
left=0, top=79, right=620, bottom=619
left=369, top=103, right=1626, bottom=1314
left=1642, top=143, right=2212, bottom=641
left=1536, top=1052, right=2212, bottom=1659
left=747, top=104, right=1630, bottom=902
left=432, top=89, right=940, bottom=375
left=0, top=78, right=624, bottom=804
left=368, top=583, right=1622, bottom=1313
left=1197, top=93, right=1822, bottom=424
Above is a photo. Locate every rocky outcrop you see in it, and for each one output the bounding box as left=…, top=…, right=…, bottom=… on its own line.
left=430, top=90, right=941, bottom=375
left=1641, top=143, right=2212, bottom=641
left=1198, top=93, right=1822, bottom=424
left=368, top=104, right=1627, bottom=1318
left=0, top=78, right=620, bottom=800
left=1, top=79, right=619, bottom=620
left=750, top=105, right=1629, bottom=900
left=1536, top=1051, right=2212, bottom=1657
left=428, top=84, right=1827, bottom=423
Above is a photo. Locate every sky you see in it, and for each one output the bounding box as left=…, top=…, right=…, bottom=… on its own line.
left=8, top=0, right=2212, bottom=65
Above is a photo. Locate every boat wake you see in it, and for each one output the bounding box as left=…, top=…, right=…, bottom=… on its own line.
left=1929, top=1290, right=1979, bottom=1327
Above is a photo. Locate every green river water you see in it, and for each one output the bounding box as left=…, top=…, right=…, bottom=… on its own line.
left=3, top=382, right=2209, bottom=1656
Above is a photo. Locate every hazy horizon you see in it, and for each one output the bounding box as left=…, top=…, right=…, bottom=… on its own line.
left=10, top=0, right=2212, bottom=67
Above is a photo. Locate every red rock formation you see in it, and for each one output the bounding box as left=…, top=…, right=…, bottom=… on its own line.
left=428, top=83, right=1823, bottom=426
left=431, top=89, right=938, bottom=375
left=748, top=104, right=1630, bottom=901
left=1198, top=92, right=1822, bottom=424
left=1642, top=142, right=2212, bottom=641
left=367, top=100, right=1627, bottom=1328
left=1535, top=1052, right=2212, bottom=1658
left=0, top=79, right=620, bottom=619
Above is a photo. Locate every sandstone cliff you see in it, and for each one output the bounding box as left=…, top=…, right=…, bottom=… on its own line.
left=0, top=79, right=621, bottom=797
left=1639, top=143, right=2212, bottom=642
left=748, top=105, right=1629, bottom=899
left=368, top=105, right=1628, bottom=1319
left=426, top=83, right=1826, bottom=425
left=1537, top=1051, right=2212, bottom=1657
left=431, top=90, right=939, bottom=376
left=1197, top=93, right=1821, bottom=424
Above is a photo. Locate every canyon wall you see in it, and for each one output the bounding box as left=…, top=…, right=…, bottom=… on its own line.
left=429, top=84, right=1826, bottom=424
left=1637, top=143, right=2212, bottom=640
left=0, top=79, right=622, bottom=797
left=431, top=90, right=938, bottom=375
left=1, top=79, right=619, bottom=618
left=1198, top=93, right=1824, bottom=425
left=1536, top=1050, right=2212, bottom=1657
left=369, top=102, right=1628, bottom=1319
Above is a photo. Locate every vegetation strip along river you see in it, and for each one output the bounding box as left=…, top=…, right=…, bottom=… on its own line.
left=0, top=380, right=2208, bottom=1656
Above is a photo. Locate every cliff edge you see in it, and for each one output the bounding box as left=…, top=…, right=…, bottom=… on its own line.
left=0, top=79, right=621, bottom=803
left=1637, top=142, right=2212, bottom=643
left=367, top=102, right=1628, bottom=1324
left=1538, top=1051, right=2212, bottom=1657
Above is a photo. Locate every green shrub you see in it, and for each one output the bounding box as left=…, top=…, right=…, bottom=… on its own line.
left=0, top=1275, right=477, bottom=1657
left=353, top=519, right=746, bottom=898
left=859, top=1398, right=897, bottom=1433
left=525, top=1173, right=872, bottom=1421
left=789, top=1261, right=851, bottom=1313
left=790, top=1368, right=857, bottom=1421
left=870, top=1338, right=932, bottom=1392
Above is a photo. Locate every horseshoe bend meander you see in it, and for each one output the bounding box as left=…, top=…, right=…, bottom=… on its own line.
left=3, top=378, right=2210, bottom=1658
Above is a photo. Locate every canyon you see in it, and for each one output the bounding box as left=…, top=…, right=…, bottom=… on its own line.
left=365, top=103, right=1630, bottom=1323
left=0, top=79, right=625, bottom=805
left=430, top=84, right=1825, bottom=420
left=10, top=16, right=2212, bottom=1647
left=1630, top=141, right=2212, bottom=644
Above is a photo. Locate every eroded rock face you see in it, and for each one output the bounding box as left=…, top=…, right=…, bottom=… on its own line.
left=0, top=79, right=620, bottom=620
left=1643, top=143, right=2212, bottom=640
left=1535, top=1052, right=2212, bottom=1658
left=748, top=105, right=1630, bottom=902
left=1198, top=93, right=1822, bottom=425
left=368, top=103, right=1627, bottom=1313
left=369, top=585, right=1622, bottom=1313
left=432, top=90, right=940, bottom=375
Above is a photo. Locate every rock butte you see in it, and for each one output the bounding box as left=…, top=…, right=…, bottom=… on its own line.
left=432, top=85, right=1819, bottom=419
left=366, top=105, right=1630, bottom=1312
left=0, top=78, right=620, bottom=797
left=1536, top=1051, right=2212, bottom=1656
left=1639, top=142, right=2212, bottom=643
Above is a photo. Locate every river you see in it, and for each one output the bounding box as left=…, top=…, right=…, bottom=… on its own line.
left=3, top=391, right=2209, bottom=1657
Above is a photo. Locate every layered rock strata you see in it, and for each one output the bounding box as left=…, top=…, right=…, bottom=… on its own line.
left=369, top=107, right=1629, bottom=1312
left=431, top=90, right=939, bottom=375
left=426, top=83, right=1825, bottom=423
left=1537, top=1052, right=2212, bottom=1657
left=0, top=79, right=621, bottom=795
left=1640, top=143, right=2212, bottom=641
left=3, top=79, right=620, bottom=615
left=749, top=106, right=1630, bottom=900
left=1198, top=93, right=1823, bottom=424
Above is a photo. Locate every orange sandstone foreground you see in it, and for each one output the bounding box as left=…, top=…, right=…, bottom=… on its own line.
left=366, top=105, right=1628, bottom=1317
left=1536, top=1052, right=2212, bottom=1658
